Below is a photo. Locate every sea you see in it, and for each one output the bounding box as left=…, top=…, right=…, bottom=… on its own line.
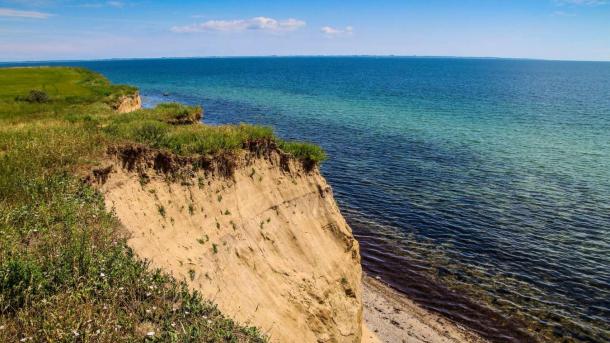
left=5, top=57, right=609, bottom=342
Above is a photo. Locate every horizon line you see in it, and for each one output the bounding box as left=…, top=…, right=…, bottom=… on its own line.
left=1, top=54, right=610, bottom=64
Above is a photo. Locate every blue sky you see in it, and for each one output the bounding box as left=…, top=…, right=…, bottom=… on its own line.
left=0, top=0, right=609, bottom=61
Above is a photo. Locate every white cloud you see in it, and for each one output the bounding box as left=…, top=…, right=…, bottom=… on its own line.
left=555, top=0, right=606, bottom=5
left=551, top=10, right=576, bottom=16
left=0, top=7, right=52, bottom=19
left=106, top=1, right=124, bottom=8
left=79, top=1, right=126, bottom=8
left=171, top=17, right=306, bottom=33
left=321, top=25, right=353, bottom=37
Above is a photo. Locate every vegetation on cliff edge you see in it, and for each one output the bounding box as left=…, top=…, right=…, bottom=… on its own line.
left=0, top=66, right=331, bottom=342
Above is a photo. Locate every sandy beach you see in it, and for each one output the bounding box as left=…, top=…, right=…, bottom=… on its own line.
left=362, top=275, right=486, bottom=343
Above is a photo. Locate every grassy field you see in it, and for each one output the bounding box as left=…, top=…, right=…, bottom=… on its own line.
left=0, top=66, right=324, bottom=342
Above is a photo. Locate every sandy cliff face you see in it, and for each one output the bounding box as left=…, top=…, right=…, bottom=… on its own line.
left=114, top=92, right=142, bottom=113
left=99, top=149, right=363, bottom=342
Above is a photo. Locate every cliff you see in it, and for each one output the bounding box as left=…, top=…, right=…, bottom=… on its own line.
left=99, top=147, right=363, bottom=342
left=114, top=91, right=142, bottom=113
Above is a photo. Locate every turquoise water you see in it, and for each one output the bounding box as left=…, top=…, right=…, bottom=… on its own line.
left=8, top=57, right=609, bottom=342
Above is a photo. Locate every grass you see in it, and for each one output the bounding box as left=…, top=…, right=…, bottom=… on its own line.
left=278, top=140, right=326, bottom=164
left=0, top=67, right=272, bottom=342
left=0, top=67, right=136, bottom=122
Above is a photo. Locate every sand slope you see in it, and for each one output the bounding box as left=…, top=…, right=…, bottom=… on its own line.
left=100, top=152, right=363, bottom=342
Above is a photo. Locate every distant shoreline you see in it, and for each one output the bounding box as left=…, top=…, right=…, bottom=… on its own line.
left=2, top=55, right=610, bottom=65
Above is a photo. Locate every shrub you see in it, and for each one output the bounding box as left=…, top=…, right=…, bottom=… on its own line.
left=25, top=90, right=49, bottom=103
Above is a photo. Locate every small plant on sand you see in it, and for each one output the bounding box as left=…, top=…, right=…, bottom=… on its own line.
left=230, top=220, right=237, bottom=231
left=188, top=269, right=196, bottom=281
left=212, top=244, right=218, bottom=254
left=188, top=203, right=195, bottom=215
left=217, top=194, right=222, bottom=202
left=224, top=209, right=231, bottom=215
left=139, top=174, right=150, bottom=186
left=157, top=205, right=166, bottom=218
left=249, top=168, right=256, bottom=178
left=197, top=235, right=209, bottom=245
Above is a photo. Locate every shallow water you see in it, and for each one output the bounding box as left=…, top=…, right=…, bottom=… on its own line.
left=7, top=57, right=609, bottom=342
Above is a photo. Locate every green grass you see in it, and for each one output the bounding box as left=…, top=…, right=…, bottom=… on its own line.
left=278, top=140, right=327, bottom=164
left=0, top=67, right=136, bottom=121
left=0, top=67, right=276, bottom=342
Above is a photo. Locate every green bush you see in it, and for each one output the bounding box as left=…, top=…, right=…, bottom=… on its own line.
left=25, top=90, right=49, bottom=103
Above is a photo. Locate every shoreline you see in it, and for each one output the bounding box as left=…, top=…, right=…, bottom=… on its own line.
left=362, top=275, right=487, bottom=343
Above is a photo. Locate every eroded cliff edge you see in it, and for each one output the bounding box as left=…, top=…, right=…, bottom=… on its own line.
left=98, top=146, right=363, bottom=342
left=113, top=91, right=142, bottom=113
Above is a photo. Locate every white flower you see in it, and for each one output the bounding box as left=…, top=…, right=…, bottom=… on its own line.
left=100, top=272, right=106, bottom=277
left=146, top=331, right=155, bottom=336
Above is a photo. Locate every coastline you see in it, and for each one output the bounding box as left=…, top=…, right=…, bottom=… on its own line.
left=362, top=275, right=486, bottom=343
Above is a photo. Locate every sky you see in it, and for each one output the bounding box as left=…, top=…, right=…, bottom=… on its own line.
left=0, top=0, right=609, bottom=62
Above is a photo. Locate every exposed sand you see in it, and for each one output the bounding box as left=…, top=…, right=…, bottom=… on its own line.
left=362, top=276, right=487, bottom=343
left=100, top=151, right=363, bottom=342
left=114, top=92, right=141, bottom=113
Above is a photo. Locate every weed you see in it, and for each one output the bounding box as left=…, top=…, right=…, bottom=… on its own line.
left=157, top=205, right=166, bottom=218
left=197, top=235, right=209, bottom=245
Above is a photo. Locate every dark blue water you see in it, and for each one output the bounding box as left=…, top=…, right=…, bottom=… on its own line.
left=6, top=57, right=609, bottom=342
